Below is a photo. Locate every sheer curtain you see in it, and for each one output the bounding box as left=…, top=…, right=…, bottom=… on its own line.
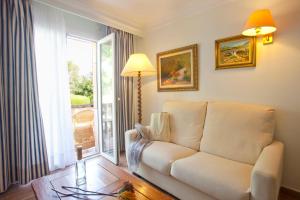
left=33, top=2, right=75, bottom=171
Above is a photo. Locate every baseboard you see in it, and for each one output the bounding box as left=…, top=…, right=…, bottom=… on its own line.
left=280, top=186, right=300, bottom=198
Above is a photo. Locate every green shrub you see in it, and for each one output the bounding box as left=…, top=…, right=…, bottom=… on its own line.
left=68, top=61, right=93, bottom=102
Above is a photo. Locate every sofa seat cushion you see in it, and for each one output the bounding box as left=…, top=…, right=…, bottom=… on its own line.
left=141, top=141, right=196, bottom=175
left=171, top=152, right=253, bottom=200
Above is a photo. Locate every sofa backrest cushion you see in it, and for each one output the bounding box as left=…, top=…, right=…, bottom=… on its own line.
left=200, top=101, right=275, bottom=165
left=163, top=101, right=207, bottom=150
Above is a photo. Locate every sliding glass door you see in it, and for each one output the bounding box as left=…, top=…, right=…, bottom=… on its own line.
left=96, top=33, right=119, bottom=164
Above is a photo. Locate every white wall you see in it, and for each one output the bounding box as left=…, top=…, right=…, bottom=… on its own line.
left=63, top=12, right=106, bottom=41
left=136, top=0, right=300, bottom=191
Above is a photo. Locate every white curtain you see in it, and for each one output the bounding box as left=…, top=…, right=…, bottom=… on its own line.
left=33, top=2, right=75, bottom=171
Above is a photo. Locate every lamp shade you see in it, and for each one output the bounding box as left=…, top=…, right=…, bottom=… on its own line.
left=121, top=53, right=156, bottom=77
left=242, top=9, right=276, bottom=36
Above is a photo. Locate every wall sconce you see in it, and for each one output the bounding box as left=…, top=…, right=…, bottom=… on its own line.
left=242, top=9, right=276, bottom=44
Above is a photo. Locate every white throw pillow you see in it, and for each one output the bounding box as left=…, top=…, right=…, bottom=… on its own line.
left=200, top=101, right=275, bottom=165
left=149, top=112, right=171, bottom=142
left=163, top=101, right=208, bottom=150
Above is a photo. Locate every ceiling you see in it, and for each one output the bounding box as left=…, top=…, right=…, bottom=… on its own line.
left=37, top=0, right=236, bottom=36
left=90, top=0, right=237, bottom=29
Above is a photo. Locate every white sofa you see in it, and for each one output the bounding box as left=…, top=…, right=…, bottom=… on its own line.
left=125, top=101, right=284, bottom=200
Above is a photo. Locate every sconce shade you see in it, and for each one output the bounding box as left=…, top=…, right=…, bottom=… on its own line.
left=242, top=9, right=276, bottom=36
left=121, top=53, right=156, bottom=77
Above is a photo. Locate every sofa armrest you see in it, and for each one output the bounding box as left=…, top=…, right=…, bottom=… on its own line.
left=124, top=126, right=150, bottom=164
left=125, top=129, right=139, bottom=153
left=251, top=141, right=284, bottom=200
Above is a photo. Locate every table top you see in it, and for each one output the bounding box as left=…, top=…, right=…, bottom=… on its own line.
left=32, top=156, right=173, bottom=200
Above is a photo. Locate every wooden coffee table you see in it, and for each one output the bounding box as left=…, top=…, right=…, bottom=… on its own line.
left=32, top=156, right=172, bottom=200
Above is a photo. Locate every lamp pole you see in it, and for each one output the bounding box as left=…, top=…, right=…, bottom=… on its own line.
left=137, top=71, right=142, bottom=124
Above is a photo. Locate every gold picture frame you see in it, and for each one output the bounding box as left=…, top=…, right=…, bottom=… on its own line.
left=157, top=44, right=198, bottom=92
left=215, top=35, right=256, bottom=69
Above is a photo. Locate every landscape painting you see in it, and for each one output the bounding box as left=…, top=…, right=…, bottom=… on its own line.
left=215, top=35, right=256, bottom=69
left=157, top=44, right=198, bottom=91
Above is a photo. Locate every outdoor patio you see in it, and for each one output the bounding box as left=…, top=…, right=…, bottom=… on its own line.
left=71, top=103, right=113, bottom=157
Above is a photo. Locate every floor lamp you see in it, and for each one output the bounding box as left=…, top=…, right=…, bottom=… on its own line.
left=121, top=54, right=156, bottom=124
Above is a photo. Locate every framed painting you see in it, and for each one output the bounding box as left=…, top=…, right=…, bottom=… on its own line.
left=157, top=44, right=198, bottom=92
left=215, top=35, right=256, bottom=69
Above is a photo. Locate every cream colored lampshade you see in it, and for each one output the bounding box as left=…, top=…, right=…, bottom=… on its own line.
left=121, top=53, right=156, bottom=77
left=242, top=9, right=276, bottom=36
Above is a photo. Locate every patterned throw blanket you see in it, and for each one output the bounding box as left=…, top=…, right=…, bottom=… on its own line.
left=128, top=123, right=151, bottom=171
